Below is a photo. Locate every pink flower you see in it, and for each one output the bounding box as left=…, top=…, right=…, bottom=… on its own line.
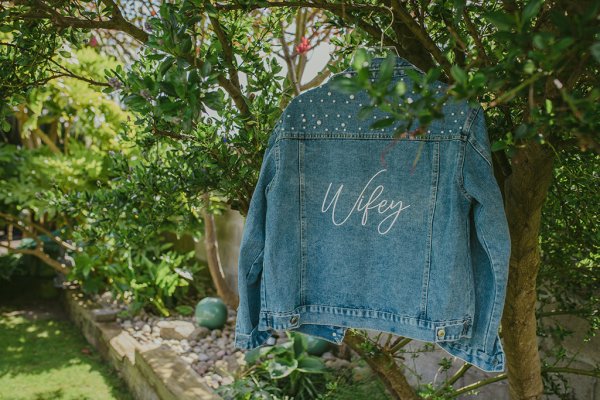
left=88, top=36, right=98, bottom=47
left=295, top=37, right=311, bottom=55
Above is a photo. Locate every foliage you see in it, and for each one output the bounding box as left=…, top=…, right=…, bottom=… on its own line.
left=1, top=0, right=600, bottom=397
left=330, top=48, right=449, bottom=138
left=538, top=149, right=599, bottom=333
left=218, top=332, right=331, bottom=400
left=99, top=1, right=291, bottom=213
left=0, top=47, right=211, bottom=315
left=328, top=1, right=600, bottom=157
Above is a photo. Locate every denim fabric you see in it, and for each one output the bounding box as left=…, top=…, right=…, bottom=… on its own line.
left=233, top=54, right=511, bottom=373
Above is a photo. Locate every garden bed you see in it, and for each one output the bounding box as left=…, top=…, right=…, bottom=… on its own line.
left=59, top=287, right=221, bottom=400
left=59, top=286, right=383, bottom=399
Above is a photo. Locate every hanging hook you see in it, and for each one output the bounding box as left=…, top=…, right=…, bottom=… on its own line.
left=378, top=6, right=399, bottom=57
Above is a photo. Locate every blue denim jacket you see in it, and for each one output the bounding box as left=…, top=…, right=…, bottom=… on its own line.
left=234, top=54, right=511, bottom=373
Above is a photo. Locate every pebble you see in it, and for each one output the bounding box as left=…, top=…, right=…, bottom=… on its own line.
left=108, top=297, right=355, bottom=392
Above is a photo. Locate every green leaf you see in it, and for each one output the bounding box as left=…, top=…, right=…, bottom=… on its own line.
left=590, top=42, right=600, bottom=63
left=523, top=60, right=536, bottom=74
left=244, top=346, right=273, bottom=364
left=59, top=50, right=72, bottom=58
left=330, top=76, right=361, bottom=94
left=394, top=81, right=407, bottom=96
left=371, top=118, right=396, bottom=129
left=483, top=11, right=516, bottom=31
left=352, top=47, right=369, bottom=71
left=175, top=305, right=194, bottom=315
left=297, top=356, right=327, bottom=373
left=293, top=333, right=306, bottom=358
left=522, top=0, right=543, bottom=22
left=377, top=53, right=396, bottom=83
left=450, top=65, right=467, bottom=85
left=453, top=0, right=466, bottom=23
left=266, top=357, right=298, bottom=379
left=159, top=57, right=175, bottom=76
left=491, top=140, right=508, bottom=151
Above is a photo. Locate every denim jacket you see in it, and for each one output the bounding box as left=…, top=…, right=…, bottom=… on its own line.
left=234, top=54, right=511, bottom=373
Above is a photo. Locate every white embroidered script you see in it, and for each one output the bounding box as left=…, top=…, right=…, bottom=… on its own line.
left=320, top=168, right=411, bottom=235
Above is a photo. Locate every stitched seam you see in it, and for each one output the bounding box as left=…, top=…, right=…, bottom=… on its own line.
left=265, top=141, right=280, bottom=194
left=260, top=259, right=267, bottom=310
left=468, top=136, right=493, bottom=168
left=245, top=249, right=264, bottom=282
left=280, top=134, right=465, bottom=141
left=458, top=139, right=474, bottom=202
left=420, top=141, right=439, bottom=315
left=262, top=305, right=469, bottom=325
left=476, top=205, right=499, bottom=352
left=299, top=141, right=307, bottom=306
left=466, top=216, right=475, bottom=315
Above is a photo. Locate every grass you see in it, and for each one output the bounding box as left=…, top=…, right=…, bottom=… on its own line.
left=0, top=304, right=133, bottom=400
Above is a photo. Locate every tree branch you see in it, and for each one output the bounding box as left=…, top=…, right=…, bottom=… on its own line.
left=0, top=211, right=77, bottom=252
left=213, top=1, right=388, bottom=14
left=208, top=12, right=244, bottom=102
left=0, top=242, right=71, bottom=275
left=16, top=0, right=149, bottom=43
left=388, top=0, right=452, bottom=74
left=343, top=330, right=419, bottom=400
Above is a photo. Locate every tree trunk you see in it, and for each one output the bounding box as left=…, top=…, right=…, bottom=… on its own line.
left=343, top=330, right=419, bottom=400
left=201, top=199, right=239, bottom=308
left=501, top=141, right=555, bottom=399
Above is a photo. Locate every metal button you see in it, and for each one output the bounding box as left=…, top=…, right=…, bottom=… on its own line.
left=436, top=328, right=446, bottom=339
left=290, top=315, right=299, bottom=324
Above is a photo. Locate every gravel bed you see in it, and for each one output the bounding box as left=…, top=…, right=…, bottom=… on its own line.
left=91, top=291, right=359, bottom=391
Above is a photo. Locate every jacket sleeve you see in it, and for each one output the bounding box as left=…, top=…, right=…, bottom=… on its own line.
left=439, top=105, right=511, bottom=372
left=233, top=120, right=281, bottom=350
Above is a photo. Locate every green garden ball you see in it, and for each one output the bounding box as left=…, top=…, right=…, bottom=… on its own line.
left=195, top=297, right=227, bottom=329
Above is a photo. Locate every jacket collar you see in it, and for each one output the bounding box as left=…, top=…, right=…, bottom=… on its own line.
left=345, top=52, right=416, bottom=74
left=367, top=54, right=415, bottom=70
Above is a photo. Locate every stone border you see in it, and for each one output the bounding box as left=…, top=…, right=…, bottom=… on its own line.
left=60, top=288, right=221, bottom=400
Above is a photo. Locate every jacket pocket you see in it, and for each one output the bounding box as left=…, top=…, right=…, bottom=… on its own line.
left=245, top=249, right=264, bottom=285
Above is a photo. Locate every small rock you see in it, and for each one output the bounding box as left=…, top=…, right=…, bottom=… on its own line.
left=182, top=355, right=195, bottom=364
left=91, top=308, right=119, bottom=322
left=221, top=376, right=234, bottom=385
left=191, top=326, right=210, bottom=340
left=196, top=365, right=208, bottom=375
left=158, top=320, right=197, bottom=340
left=198, top=353, right=210, bottom=362
left=352, top=364, right=374, bottom=381
left=326, top=359, right=351, bottom=370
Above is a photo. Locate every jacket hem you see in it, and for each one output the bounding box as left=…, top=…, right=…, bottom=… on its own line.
left=234, top=327, right=273, bottom=350
left=438, top=339, right=505, bottom=373
left=234, top=304, right=504, bottom=373
left=258, top=304, right=472, bottom=345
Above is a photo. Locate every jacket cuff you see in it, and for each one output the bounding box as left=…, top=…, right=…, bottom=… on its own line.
left=234, top=327, right=273, bottom=350
left=438, top=334, right=505, bottom=373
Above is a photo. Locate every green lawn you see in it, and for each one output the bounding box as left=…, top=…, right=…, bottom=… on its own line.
left=0, top=305, right=133, bottom=400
